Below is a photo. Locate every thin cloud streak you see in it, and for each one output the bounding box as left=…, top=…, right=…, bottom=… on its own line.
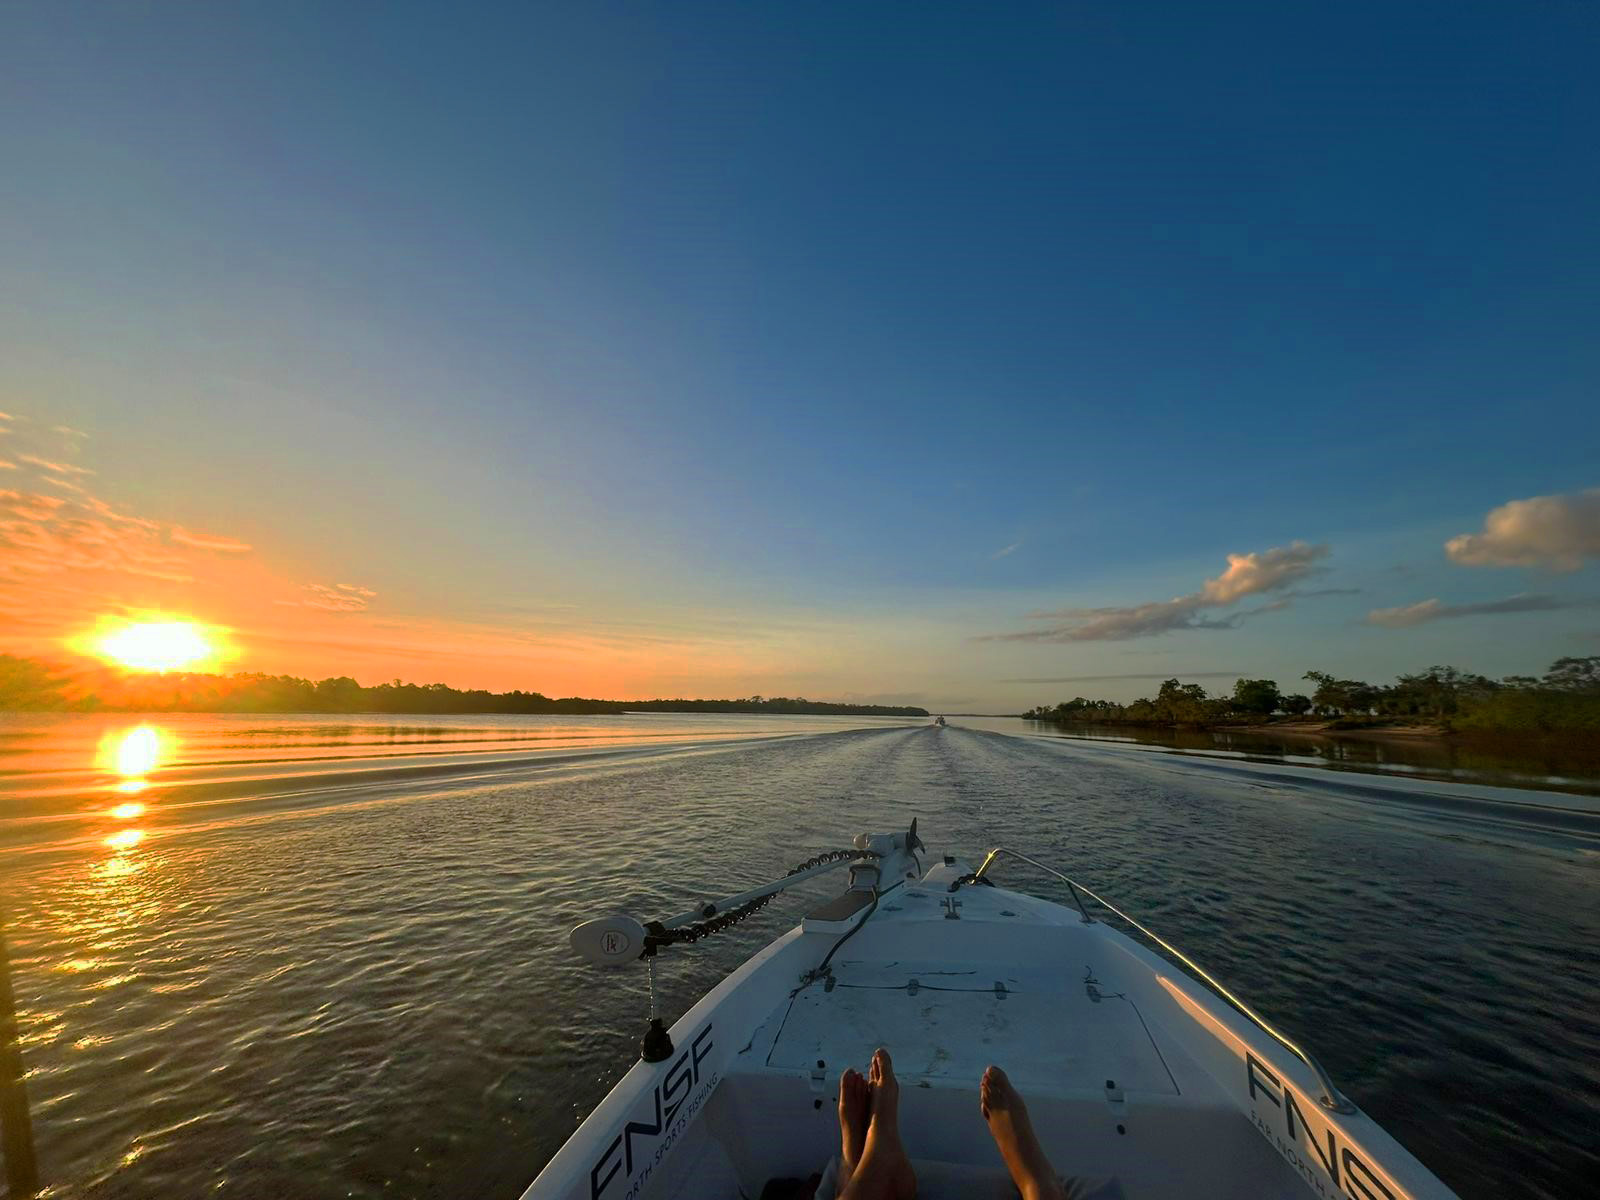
left=986, top=542, right=1330, bottom=642
left=1367, top=594, right=1595, bottom=628
left=16, top=454, right=94, bottom=477
left=171, top=526, right=253, bottom=553
left=279, top=583, right=378, bottom=613
left=1000, top=671, right=1245, bottom=683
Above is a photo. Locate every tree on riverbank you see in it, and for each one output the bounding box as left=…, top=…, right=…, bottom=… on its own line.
left=0, top=655, right=929, bottom=717
left=1023, top=657, right=1600, bottom=735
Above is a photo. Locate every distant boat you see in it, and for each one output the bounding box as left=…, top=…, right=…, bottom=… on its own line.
left=934, top=715, right=947, bottom=727
left=538, top=824, right=1457, bottom=1200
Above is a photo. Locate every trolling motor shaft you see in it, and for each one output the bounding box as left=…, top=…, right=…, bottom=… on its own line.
left=569, top=848, right=879, bottom=967
left=567, top=825, right=925, bottom=1063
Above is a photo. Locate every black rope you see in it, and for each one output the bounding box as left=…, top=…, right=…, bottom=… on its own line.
left=641, top=849, right=877, bottom=956
left=805, top=887, right=878, bottom=984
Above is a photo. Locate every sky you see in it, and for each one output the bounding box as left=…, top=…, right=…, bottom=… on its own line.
left=2, top=2, right=1597, bottom=710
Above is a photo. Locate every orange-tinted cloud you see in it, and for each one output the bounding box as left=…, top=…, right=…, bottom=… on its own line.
left=169, top=526, right=253, bottom=553
left=0, top=424, right=253, bottom=643
left=16, top=453, right=95, bottom=477
left=0, top=486, right=192, bottom=584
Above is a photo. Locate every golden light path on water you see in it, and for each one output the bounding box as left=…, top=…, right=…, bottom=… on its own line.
left=94, top=723, right=173, bottom=856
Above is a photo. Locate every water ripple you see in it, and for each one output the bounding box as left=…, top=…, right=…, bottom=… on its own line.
left=2, top=716, right=1595, bottom=1199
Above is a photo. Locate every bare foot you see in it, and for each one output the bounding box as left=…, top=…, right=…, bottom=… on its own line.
left=981, top=1066, right=1065, bottom=1200
left=837, top=1068, right=869, bottom=1196
left=868, top=1048, right=900, bottom=1135
left=842, top=1049, right=916, bottom=1199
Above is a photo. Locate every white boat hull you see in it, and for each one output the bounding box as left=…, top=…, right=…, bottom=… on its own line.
left=524, top=836, right=1458, bottom=1200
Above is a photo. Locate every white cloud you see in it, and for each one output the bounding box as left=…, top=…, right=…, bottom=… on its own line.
left=1446, top=488, right=1600, bottom=571
left=1366, top=593, right=1591, bottom=628
left=987, top=541, right=1330, bottom=642
left=991, top=541, right=1022, bottom=560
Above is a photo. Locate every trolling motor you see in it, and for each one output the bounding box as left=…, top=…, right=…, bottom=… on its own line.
left=569, top=822, right=924, bottom=1061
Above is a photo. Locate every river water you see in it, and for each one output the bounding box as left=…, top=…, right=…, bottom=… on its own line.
left=2, top=712, right=1596, bottom=1200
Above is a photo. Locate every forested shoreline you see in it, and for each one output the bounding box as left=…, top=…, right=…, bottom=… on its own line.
left=0, top=656, right=929, bottom=717
left=1023, top=658, right=1600, bottom=735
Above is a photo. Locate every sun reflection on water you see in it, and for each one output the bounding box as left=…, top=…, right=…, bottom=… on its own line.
left=99, top=725, right=168, bottom=781
left=94, top=726, right=172, bottom=859
left=96, top=856, right=142, bottom=879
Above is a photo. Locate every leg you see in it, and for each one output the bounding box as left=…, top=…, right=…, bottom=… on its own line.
left=981, top=1066, right=1066, bottom=1200
left=840, top=1048, right=917, bottom=1200
left=836, top=1068, right=869, bottom=1197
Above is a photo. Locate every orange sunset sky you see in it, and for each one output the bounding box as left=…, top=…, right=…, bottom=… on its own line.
left=0, top=414, right=934, bottom=702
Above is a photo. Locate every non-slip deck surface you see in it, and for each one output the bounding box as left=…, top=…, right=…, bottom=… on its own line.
left=766, top=955, right=1179, bottom=1095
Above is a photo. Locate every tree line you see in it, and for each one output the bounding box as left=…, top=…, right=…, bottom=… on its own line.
left=0, top=656, right=929, bottom=717
left=1022, top=657, right=1600, bottom=734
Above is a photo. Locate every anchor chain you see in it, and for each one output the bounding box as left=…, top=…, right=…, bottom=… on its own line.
left=641, top=849, right=878, bottom=954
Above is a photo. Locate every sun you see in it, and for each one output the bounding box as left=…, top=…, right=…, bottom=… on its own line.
left=77, top=616, right=231, bottom=672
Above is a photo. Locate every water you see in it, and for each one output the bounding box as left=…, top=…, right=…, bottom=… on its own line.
left=2, top=713, right=1596, bottom=1200
left=997, top=718, right=1600, bottom=796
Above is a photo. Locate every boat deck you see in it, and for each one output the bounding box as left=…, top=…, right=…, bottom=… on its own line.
left=763, top=879, right=1176, bottom=1093
left=704, top=876, right=1301, bottom=1198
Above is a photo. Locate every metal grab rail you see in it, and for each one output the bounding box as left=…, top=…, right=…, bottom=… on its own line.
left=973, top=846, right=1357, bottom=1115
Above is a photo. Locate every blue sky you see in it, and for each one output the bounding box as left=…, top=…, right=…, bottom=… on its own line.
left=2, top=3, right=1597, bottom=708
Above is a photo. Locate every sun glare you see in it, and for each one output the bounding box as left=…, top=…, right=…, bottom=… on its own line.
left=80, top=617, right=229, bottom=672
left=97, top=724, right=174, bottom=790
left=112, top=726, right=163, bottom=776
